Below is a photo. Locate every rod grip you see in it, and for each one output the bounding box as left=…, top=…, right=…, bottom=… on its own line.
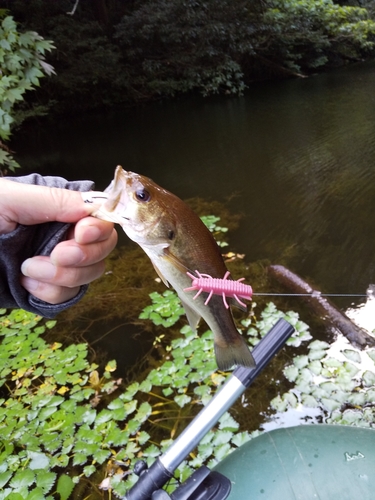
left=123, top=458, right=173, bottom=500
left=233, top=318, right=294, bottom=388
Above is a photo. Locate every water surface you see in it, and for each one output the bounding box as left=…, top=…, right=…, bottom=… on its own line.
left=12, top=61, right=375, bottom=327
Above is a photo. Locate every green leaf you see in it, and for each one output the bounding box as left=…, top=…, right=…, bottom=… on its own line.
left=27, top=487, right=46, bottom=500
left=174, top=394, right=191, bottom=408
left=135, top=402, right=152, bottom=422
left=231, top=431, right=251, bottom=447
left=28, top=451, right=50, bottom=470
left=137, top=431, right=150, bottom=445
left=363, top=370, right=375, bottom=387
left=301, top=394, right=319, bottom=407
left=347, top=392, right=366, bottom=406
left=139, top=379, right=152, bottom=393
left=212, top=430, right=232, bottom=446
left=321, top=398, right=341, bottom=411
left=213, top=442, right=231, bottom=461
left=284, top=365, right=299, bottom=382
left=9, top=469, right=35, bottom=489
left=105, top=359, right=117, bottom=372
left=309, top=340, right=330, bottom=351
left=56, top=475, right=74, bottom=500
left=107, top=398, right=124, bottom=410
left=343, top=349, right=361, bottom=363
left=83, top=465, right=96, bottom=477
left=0, top=471, right=12, bottom=488
left=3, top=493, right=24, bottom=500
left=218, top=413, right=239, bottom=432
left=35, top=471, right=56, bottom=494
left=293, top=355, right=309, bottom=368
left=162, top=387, right=173, bottom=396
left=95, top=409, right=113, bottom=425
left=93, top=449, right=110, bottom=464
left=308, top=360, right=322, bottom=375
left=73, top=452, right=87, bottom=466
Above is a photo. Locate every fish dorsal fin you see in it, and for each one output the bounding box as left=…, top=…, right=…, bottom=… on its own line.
left=178, top=295, right=201, bottom=332
left=151, top=261, right=169, bottom=287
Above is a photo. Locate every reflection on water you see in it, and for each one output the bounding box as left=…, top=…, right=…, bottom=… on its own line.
left=346, top=285, right=375, bottom=334
left=12, top=62, right=375, bottom=315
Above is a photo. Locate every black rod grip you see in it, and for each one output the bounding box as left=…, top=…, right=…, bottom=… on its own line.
left=123, top=458, right=173, bottom=500
left=233, top=318, right=294, bottom=388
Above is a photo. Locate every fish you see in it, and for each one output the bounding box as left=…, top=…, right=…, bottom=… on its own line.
left=94, top=166, right=255, bottom=371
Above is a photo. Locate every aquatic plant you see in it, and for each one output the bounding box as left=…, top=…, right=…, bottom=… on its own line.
left=0, top=308, right=122, bottom=499
left=2, top=290, right=373, bottom=498
left=1, top=212, right=373, bottom=499
left=269, top=330, right=375, bottom=429
left=0, top=300, right=310, bottom=499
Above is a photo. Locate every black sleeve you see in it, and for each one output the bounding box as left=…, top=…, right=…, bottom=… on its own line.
left=0, top=174, right=95, bottom=318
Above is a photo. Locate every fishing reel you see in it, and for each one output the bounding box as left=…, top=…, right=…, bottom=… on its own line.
left=127, top=460, right=231, bottom=500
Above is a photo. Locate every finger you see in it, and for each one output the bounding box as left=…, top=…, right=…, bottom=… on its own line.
left=0, top=179, right=102, bottom=228
left=21, top=256, right=106, bottom=287
left=50, top=226, right=118, bottom=267
left=73, top=217, right=116, bottom=245
left=21, top=276, right=81, bottom=304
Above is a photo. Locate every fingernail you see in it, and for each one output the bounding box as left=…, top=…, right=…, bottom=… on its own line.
left=21, top=258, right=56, bottom=280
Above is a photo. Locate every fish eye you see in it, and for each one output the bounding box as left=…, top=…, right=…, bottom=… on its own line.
left=167, top=229, right=175, bottom=240
left=135, top=188, right=151, bottom=202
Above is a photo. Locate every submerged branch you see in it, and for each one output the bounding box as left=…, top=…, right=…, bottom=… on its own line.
left=268, top=264, right=375, bottom=349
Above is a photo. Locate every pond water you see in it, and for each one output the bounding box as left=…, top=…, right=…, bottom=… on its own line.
left=11, top=61, right=375, bottom=368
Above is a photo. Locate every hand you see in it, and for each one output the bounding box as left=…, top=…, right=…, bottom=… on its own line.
left=0, top=179, right=118, bottom=304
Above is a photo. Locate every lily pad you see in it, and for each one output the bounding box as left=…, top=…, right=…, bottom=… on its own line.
left=343, top=349, right=361, bottom=363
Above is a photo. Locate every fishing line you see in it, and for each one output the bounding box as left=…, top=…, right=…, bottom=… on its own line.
left=83, top=192, right=372, bottom=301
left=252, top=292, right=369, bottom=298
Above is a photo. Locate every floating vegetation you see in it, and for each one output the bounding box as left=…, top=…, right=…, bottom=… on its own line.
left=266, top=332, right=375, bottom=430
left=1, top=210, right=374, bottom=499
left=0, top=300, right=311, bottom=499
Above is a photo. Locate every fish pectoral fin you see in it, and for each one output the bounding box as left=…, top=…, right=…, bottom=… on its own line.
left=164, top=249, right=188, bottom=274
left=179, top=296, right=201, bottom=332
left=151, top=262, right=170, bottom=287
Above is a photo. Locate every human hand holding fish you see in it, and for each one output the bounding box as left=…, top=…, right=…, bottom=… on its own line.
left=0, top=178, right=117, bottom=304
left=89, top=166, right=256, bottom=371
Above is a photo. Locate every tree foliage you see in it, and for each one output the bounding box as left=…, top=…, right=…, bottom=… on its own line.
left=114, top=0, right=256, bottom=98
left=0, top=13, right=54, bottom=172
left=114, top=0, right=375, bottom=98
left=3, top=0, right=375, bottom=113
left=262, top=0, right=375, bottom=72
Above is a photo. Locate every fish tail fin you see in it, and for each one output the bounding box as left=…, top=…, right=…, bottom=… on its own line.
left=214, top=336, right=256, bottom=371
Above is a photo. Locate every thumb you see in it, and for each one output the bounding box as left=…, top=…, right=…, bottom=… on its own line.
left=0, top=178, right=97, bottom=233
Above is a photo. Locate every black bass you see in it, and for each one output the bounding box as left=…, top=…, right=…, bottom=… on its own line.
left=95, top=166, right=255, bottom=371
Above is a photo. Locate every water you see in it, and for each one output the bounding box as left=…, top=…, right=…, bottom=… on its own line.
left=12, top=61, right=375, bottom=320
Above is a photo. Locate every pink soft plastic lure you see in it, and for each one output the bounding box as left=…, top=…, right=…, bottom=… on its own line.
left=184, top=271, right=253, bottom=309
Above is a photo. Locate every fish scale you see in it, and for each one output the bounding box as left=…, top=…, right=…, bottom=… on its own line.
left=91, top=166, right=256, bottom=371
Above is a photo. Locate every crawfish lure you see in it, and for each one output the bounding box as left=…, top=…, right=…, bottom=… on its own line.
left=184, top=271, right=253, bottom=309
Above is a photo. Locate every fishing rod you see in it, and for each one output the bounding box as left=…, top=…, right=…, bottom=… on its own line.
left=121, top=318, right=295, bottom=500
